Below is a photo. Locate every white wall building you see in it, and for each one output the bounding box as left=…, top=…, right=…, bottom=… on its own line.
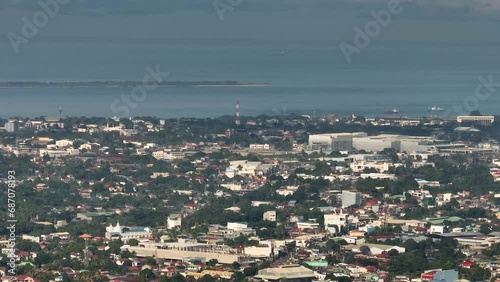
left=308, top=133, right=361, bottom=151
left=152, top=151, right=185, bottom=161
left=105, top=222, right=152, bottom=242
left=430, top=225, right=445, bottom=234
left=263, top=211, right=277, bottom=222
left=352, top=134, right=435, bottom=153
left=249, top=144, right=271, bottom=151
left=55, top=139, right=73, bottom=147
left=457, top=115, right=494, bottom=125
left=342, top=191, right=361, bottom=208
left=227, top=222, right=248, bottom=230
left=350, top=160, right=392, bottom=173
left=39, top=148, right=79, bottom=158
left=5, top=121, right=19, bottom=132
left=297, top=221, right=320, bottom=230
left=324, top=211, right=349, bottom=233
left=167, top=214, right=182, bottom=230
left=225, top=160, right=262, bottom=178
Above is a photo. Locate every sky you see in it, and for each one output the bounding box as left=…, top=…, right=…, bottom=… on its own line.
left=1, top=0, right=499, bottom=44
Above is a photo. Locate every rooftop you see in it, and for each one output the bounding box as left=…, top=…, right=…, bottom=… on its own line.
left=255, top=265, right=316, bottom=280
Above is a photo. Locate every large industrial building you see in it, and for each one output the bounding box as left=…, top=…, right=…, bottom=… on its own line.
left=308, top=132, right=446, bottom=153
left=352, top=134, right=435, bottom=152
left=307, top=132, right=366, bottom=151
left=457, top=115, right=494, bottom=125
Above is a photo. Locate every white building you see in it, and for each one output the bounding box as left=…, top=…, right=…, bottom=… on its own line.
left=244, top=241, right=274, bottom=258
left=342, top=190, right=361, bottom=208
left=105, top=222, right=152, bottom=242
left=324, top=211, right=349, bottom=233
left=276, top=185, right=299, bottom=196
left=225, top=160, right=262, bottom=178
left=152, top=150, right=185, bottom=161
left=430, top=225, right=445, bottom=234
left=353, top=134, right=435, bottom=153
left=4, top=121, right=18, bottom=132
left=457, top=115, right=494, bottom=125
left=297, top=221, right=320, bottom=230
left=308, top=133, right=360, bottom=151
left=350, top=160, right=392, bottom=173
left=249, top=144, right=271, bottom=151
left=227, top=222, right=248, bottom=230
left=39, top=148, right=79, bottom=158
left=167, top=214, right=182, bottom=230
left=55, top=139, right=73, bottom=147
left=263, top=211, right=277, bottom=222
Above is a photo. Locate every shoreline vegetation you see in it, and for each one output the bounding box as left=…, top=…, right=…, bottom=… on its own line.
left=0, top=81, right=270, bottom=88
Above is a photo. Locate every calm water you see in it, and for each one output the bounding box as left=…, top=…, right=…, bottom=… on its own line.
left=0, top=39, right=499, bottom=118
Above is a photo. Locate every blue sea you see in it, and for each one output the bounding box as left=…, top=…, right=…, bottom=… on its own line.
left=0, top=39, right=499, bottom=118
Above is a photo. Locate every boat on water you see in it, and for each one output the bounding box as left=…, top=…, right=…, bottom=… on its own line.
left=384, top=108, right=399, bottom=114
left=428, top=106, right=444, bottom=111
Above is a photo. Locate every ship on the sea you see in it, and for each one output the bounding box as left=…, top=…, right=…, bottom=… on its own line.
left=428, top=106, right=444, bottom=112
left=384, top=108, right=399, bottom=114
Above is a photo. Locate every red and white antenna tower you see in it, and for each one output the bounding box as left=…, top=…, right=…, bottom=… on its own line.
left=235, top=100, right=241, bottom=125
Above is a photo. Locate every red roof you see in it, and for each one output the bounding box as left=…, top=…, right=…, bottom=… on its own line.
left=422, top=270, right=438, bottom=279
left=462, top=260, right=475, bottom=266
left=128, top=266, right=142, bottom=271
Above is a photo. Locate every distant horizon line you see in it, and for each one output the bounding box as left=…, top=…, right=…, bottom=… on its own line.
left=1, top=114, right=496, bottom=121
left=0, top=80, right=270, bottom=88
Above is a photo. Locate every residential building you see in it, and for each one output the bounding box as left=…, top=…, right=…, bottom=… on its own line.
left=421, top=269, right=458, bottom=282
left=350, top=160, right=392, bottom=173
left=324, top=210, right=349, bottom=233
left=297, top=221, right=320, bottom=230
left=263, top=211, right=277, bottom=222
left=5, top=120, right=18, bottom=132
left=250, top=144, right=271, bottom=151
left=167, top=214, right=182, bottom=230
left=342, top=190, right=361, bottom=208
left=430, top=225, right=445, bottom=234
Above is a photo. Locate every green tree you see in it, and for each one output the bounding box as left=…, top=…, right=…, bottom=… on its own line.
left=128, top=239, right=139, bottom=246
left=138, top=268, right=155, bottom=282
